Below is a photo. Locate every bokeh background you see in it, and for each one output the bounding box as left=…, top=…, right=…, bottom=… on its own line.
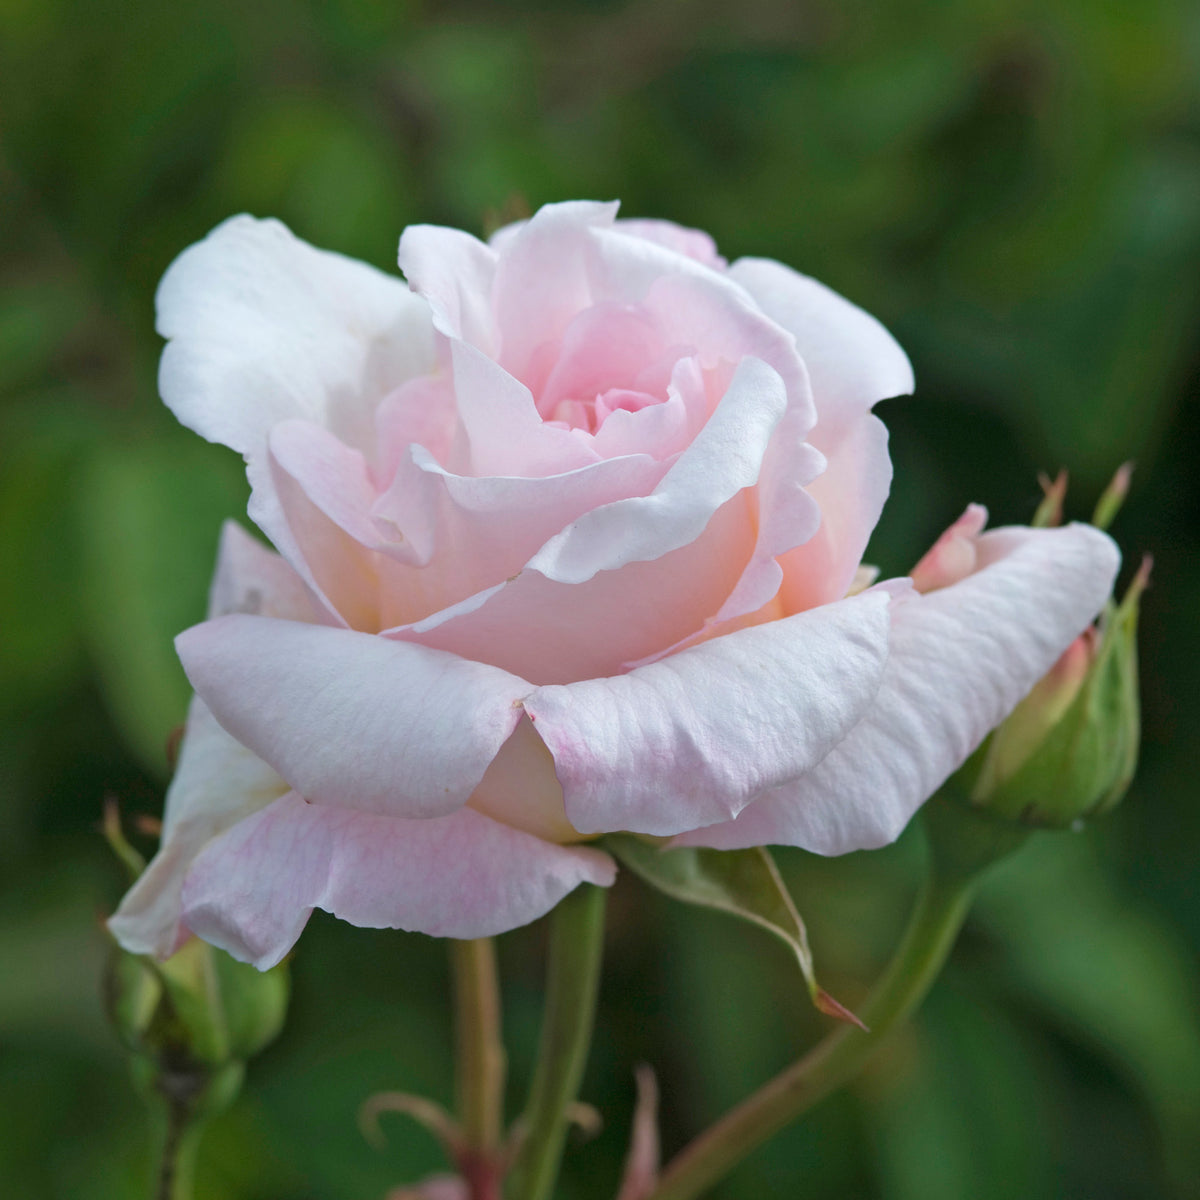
left=3, top=0, right=1199, bottom=1197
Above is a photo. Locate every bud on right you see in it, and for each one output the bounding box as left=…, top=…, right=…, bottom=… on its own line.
left=964, top=465, right=1146, bottom=828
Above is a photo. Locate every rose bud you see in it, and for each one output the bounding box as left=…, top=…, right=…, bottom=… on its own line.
left=107, top=202, right=1118, bottom=969
left=104, top=807, right=289, bottom=1124
left=939, top=464, right=1143, bottom=828
left=962, top=554, right=1146, bottom=827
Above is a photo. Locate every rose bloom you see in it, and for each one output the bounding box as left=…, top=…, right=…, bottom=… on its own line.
left=109, top=201, right=1118, bottom=969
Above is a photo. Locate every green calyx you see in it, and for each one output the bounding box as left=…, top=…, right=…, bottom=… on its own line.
left=965, top=557, right=1146, bottom=828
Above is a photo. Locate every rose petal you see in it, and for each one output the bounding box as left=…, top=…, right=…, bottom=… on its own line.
left=618, top=218, right=727, bottom=269
left=397, top=223, right=499, bottom=353
left=389, top=494, right=756, bottom=683
left=730, top=257, right=913, bottom=603
left=384, top=357, right=788, bottom=681
left=489, top=200, right=620, bottom=383
left=180, top=794, right=616, bottom=969
left=206, top=519, right=322, bottom=623
left=777, top=412, right=892, bottom=612
left=678, top=523, right=1120, bottom=854
left=375, top=443, right=666, bottom=627
left=450, top=339, right=601, bottom=476
left=523, top=587, right=893, bottom=836
left=528, top=355, right=788, bottom=585
left=727, top=257, right=914, bottom=423
left=107, top=697, right=290, bottom=958
left=156, top=215, right=436, bottom=617
left=176, top=615, right=529, bottom=818
left=108, top=526, right=321, bottom=957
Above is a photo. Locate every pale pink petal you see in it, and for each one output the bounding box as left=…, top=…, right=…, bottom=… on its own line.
left=450, top=339, right=600, bottom=476
left=468, top=716, right=578, bottom=844
left=522, top=587, right=893, bottom=836
left=267, top=450, right=384, bottom=630
left=176, top=615, right=529, bottom=819
left=778, top=412, right=893, bottom=612
left=708, top=403, right=825, bottom=627
left=397, top=224, right=499, bottom=354
left=909, top=503, right=990, bottom=593
left=587, top=386, right=691, bottom=461
left=617, top=218, right=727, bottom=268
left=679, top=523, right=1120, bottom=855
left=156, top=216, right=436, bottom=615
left=386, top=357, right=790, bottom=681
left=490, top=200, right=620, bottom=382
left=726, top=257, right=914, bottom=424
left=206, top=519, right=322, bottom=623
left=637, top=270, right=812, bottom=426
left=108, top=527, right=328, bottom=957
left=374, top=444, right=665, bottom=627
left=269, top=420, right=396, bottom=553
left=180, top=794, right=616, bottom=969
left=527, top=356, right=789, bottom=585
left=107, top=697, right=290, bottom=958
left=390, top=494, right=756, bottom=683
left=157, top=216, right=434, bottom=454
left=535, top=302, right=670, bottom=419
left=372, top=369, right=462, bottom=482
left=730, top=258, right=913, bottom=603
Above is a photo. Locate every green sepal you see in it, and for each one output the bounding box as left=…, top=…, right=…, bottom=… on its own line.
left=604, top=834, right=863, bottom=1027
left=971, top=562, right=1143, bottom=826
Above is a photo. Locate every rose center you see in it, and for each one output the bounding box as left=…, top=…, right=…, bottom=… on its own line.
left=546, top=385, right=663, bottom=434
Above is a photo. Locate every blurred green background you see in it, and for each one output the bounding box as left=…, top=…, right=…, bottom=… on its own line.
left=3, top=0, right=1199, bottom=1197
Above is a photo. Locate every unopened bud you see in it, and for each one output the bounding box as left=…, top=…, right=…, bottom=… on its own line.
left=910, top=504, right=989, bottom=593
left=103, top=813, right=289, bottom=1125
left=965, top=556, right=1147, bottom=827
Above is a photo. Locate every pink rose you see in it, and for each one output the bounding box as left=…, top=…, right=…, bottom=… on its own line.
left=109, top=201, right=1118, bottom=969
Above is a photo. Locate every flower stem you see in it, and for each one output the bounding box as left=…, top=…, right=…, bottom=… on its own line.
left=506, top=885, right=607, bottom=1200
left=453, top=938, right=507, bottom=1154
left=152, top=1091, right=203, bottom=1200
left=646, top=799, right=1025, bottom=1200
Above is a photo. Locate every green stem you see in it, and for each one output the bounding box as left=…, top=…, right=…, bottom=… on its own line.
left=153, top=1091, right=204, bottom=1200
left=453, top=937, right=507, bottom=1153
left=506, top=885, right=607, bottom=1200
left=647, top=802, right=1014, bottom=1200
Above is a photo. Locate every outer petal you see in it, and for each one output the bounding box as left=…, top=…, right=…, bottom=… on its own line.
left=175, top=616, right=529, bottom=819
left=679, top=523, right=1120, bottom=855
left=180, top=794, right=617, bottom=969
left=158, top=216, right=434, bottom=456
left=108, top=523, right=308, bottom=958
left=730, top=257, right=913, bottom=607
left=728, top=258, right=912, bottom=417
left=107, top=698, right=291, bottom=957
left=205, top=519, right=323, bottom=623
left=523, top=587, right=893, bottom=836
left=156, top=216, right=436, bottom=617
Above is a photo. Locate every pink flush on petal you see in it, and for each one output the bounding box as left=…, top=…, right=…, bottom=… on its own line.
left=910, top=503, right=989, bottom=594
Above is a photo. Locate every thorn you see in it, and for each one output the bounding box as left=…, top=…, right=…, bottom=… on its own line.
left=814, top=988, right=870, bottom=1032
